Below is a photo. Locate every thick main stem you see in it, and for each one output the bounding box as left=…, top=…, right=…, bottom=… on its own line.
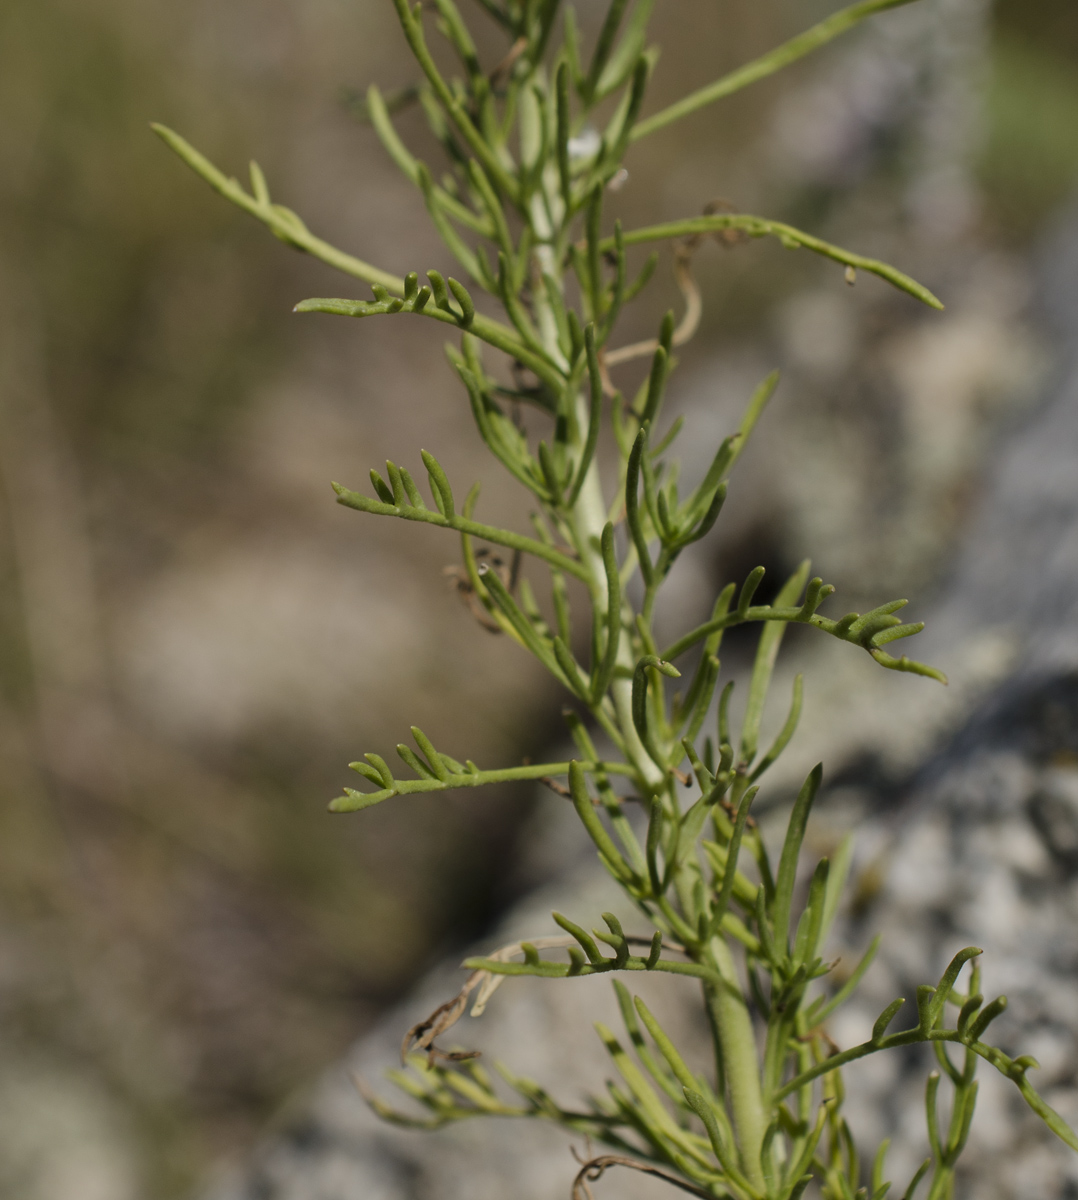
left=707, top=937, right=767, bottom=1192
left=532, top=99, right=757, bottom=1186
left=572, top=458, right=661, bottom=787
left=530, top=185, right=662, bottom=789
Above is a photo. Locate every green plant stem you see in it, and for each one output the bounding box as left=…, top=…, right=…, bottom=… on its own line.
left=706, top=938, right=767, bottom=1191
left=574, top=466, right=662, bottom=788
left=390, top=0, right=521, bottom=203
left=295, top=296, right=565, bottom=393
left=331, top=482, right=589, bottom=582
left=605, top=215, right=942, bottom=310
left=631, top=0, right=922, bottom=141
left=332, top=758, right=636, bottom=812
left=150, top=124, right=406, bottom=293
left=529, top=165, right=665, bottom=791
left=773, top=1030, right=1078, bottom=1154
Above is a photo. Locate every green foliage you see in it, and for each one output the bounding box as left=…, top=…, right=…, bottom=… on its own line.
left=157, top=1, right=1078, bottom=1197
left=980, top=33, right=1078, bottom=239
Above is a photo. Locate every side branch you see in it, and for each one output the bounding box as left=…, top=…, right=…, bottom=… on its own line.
left=462, top=951, right=724, bottom=987
left=631, top=0, right=922, bottom=141
left=774, top=1030, right=1078, bottom=1154
left=605, top=214, right=942, bottom=309
left=334, top=756, right=635, bottom=813
left=390, top=0, right=521, bottom=205
left=661, top=590, right=946, bottom=684
left=332, top=482, right=589, bottom=582
left=295, top=295, right=565, bottom=394
left=151, top=124, right=405, bottom=293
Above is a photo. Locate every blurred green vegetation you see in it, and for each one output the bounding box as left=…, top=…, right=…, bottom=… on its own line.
left=0, top=0, right=288, bottom=468
left=982, top=0, right=1078, bottom=240
left=0, top=1, right=540, bottom=1194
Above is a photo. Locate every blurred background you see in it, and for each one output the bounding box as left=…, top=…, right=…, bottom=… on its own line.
left=0, top=0, right=1076, bottom=1196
